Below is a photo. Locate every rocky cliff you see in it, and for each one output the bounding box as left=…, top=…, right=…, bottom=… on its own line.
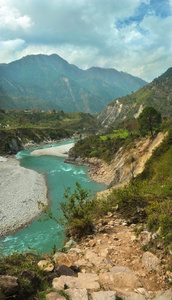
left=98, top=67, right=172, bottom=128
left=66, top=132, right=166, bottom=190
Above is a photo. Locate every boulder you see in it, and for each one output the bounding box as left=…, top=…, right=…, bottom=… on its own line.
left=152, top=290, right=172, bottom=300
left=99, top=266, right=142, bottom=291
left=64, top=239, right=77, bottom=250
left=53, top=252, right=71, bottom=267
left=53, top=273, right=100, bottom=290
left=67, top=288, right=89, bottom=300
left=92, top=290, right=117, bottom=300
left=54, top=264, right=76, bottom=277
left=139, top=231, right=152, bottom=245
left=37, top=260, right=54, bottom=272
left=46, top=292, right=66, bottom=300
left=0, top=275, right=19, bottom=296
left=142, top=252, right=161, bottom=273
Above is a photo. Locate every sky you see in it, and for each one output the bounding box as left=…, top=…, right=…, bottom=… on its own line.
left=0, top=0, right=172, bottom=82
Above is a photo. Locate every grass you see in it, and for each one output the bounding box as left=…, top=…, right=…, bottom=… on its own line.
left=100, top=129, right=130, bottom=140
left=0, top=252, right=52, bottom=299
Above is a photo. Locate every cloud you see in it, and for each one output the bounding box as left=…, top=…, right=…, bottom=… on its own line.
left=0, top=3, right=33, bottom=31
left=0, top=0, right=171, bottom=81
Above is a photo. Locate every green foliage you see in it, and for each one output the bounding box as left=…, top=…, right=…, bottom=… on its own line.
left=0, top=54, right=146, bottom=113
left=0, top=109, right=100, bottom=155
left=0, top=252, right=51, bottom=299
left=60, top=182, right=95, bottom=238
left=73, top=133, right=128, bottom=163
left=138, top=106, right=162, bottom=136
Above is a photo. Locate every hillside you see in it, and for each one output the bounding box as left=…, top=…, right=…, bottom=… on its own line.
left=0, top=110, right=100, bottom=155
left=0, top=54, right=147, bottom=113
left=98, top=67, right=172, bottom=127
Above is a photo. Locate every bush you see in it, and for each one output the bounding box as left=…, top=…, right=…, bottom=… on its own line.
left=60, top=182, right=96, bottom=238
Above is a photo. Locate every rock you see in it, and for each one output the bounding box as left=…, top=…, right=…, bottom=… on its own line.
left=67, top=288, right=89, bottom=300
left=152, top=290, right=172, bottom=300
left=89, top=240, right=96, bottom=247
left=52, top=277, right=65, bottom=290
left=142, top=251, right=161, bottom=273
left=139, top=231, right=152, bottom=245
left=53, top=252, right=71, bottom=267
left=99, top=248, right=109, bottom=257
left=21, top=269, right=40, bottom=287
left=99, top=266, right=142, bottom=291
left=64, top=239, right=77, bottom=250
left=85, top=249, right=105, bottom=265
left=0, top=275, right=19, bottom=296
left=54, top=264, right=76, bottom=277
left=53, top=273, right=100, bottom=290
left=107, top=212, right=113, bottom=217
left=8, top=138, right=23, bottom=154
left=74, top=258, right=93, bottom=268
left=122, top=292, right=146, bottom=300
left=92, top=290, right=117, bottom=299
left=37, top=260, right=54, bottom=272
left=46, top=291, right=66, bottom=299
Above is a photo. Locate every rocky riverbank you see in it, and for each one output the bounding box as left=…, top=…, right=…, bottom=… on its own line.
left=0, top=156, right=48, bottom=236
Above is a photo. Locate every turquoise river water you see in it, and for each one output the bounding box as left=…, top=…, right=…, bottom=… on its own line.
left=0, top=140, right=106, bottom=256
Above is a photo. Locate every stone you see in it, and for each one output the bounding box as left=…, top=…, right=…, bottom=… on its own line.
left=53, top=273, right=100, bottom=290
left=46, top=292, right=66, bottom=300
left=99, top=266, right=142, bottom=291
left=99, top=248, right=109, bottom=257
left=107, top=212, right=113, bottom=217
left=92, top=291, right=117, bottom=300
left=37, top=260, right=54, bottom=272
left=122, top=292, right=146, bottom=300
left=52, top=277, right=65, bottom=290
left=54, top=264, right=76, bottom=277
left=64, top=239, right=77, bottom=250
left=139, top=231, right=152, bottom=245
left=152, top=290, right=172, bottom=300
left=53, top=252, right=71, bottom=267
left=142, top=251, right=161, bottom=273
left=67, top=288, right=89, bottom=300
left=85, top=249, right=105, bottom=265
left=0, top=275, right=19, bottom=296
left=89, top=240, right=96, bottom=247
left=74, top=258, right=93, bottom=268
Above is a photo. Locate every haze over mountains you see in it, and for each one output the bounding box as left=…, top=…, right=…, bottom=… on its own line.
left=0, top=54, right=147, bottom=113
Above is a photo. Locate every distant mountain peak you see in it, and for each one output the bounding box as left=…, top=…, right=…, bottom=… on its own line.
left=0, top=54, right=147, bottom=113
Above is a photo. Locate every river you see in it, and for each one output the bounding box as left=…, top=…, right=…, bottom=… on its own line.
left=0, top=140, right=106, bottom=256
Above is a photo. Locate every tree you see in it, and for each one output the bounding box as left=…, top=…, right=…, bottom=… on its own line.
left=138, top=106, right=161, bottom=136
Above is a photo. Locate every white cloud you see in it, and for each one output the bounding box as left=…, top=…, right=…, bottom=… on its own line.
left=0, top=3, right=33, bottom=31
left=0, top=39, right=26, bottom=63
left=0, top=0, right=171, bottom=82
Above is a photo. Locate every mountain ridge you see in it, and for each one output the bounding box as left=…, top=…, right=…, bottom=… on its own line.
left=98, top=67, right=172, bottom=127
left=0, top=54, right=147, bottom=113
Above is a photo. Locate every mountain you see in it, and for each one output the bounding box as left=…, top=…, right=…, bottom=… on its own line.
left=0, top=54, right=147, bottom=113
left=98, top=67, right=172, bottom=127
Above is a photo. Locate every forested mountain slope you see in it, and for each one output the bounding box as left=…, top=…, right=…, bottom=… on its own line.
left=0, top=54, right=147, bottom=113
left=98, top=67, right=172, bottom=127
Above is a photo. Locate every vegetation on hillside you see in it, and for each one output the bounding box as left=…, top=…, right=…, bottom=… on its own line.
left=58, top=128, right=172, bottom=255
left=98, top=67, right=172, bottom=128
left=138, top=106, right=162, bottom=136
left=72, top=127, right=140, bottom=163
left=0, top=54, right=147, bottom=113
left=0, top=109, right=100, bottom=155
left=0, top=252, right=52, bottom=299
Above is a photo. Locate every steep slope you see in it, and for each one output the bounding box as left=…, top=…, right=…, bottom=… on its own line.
left=98, top=67, right=172, bottom=127
left=0, top=54, right=147, bottom=113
